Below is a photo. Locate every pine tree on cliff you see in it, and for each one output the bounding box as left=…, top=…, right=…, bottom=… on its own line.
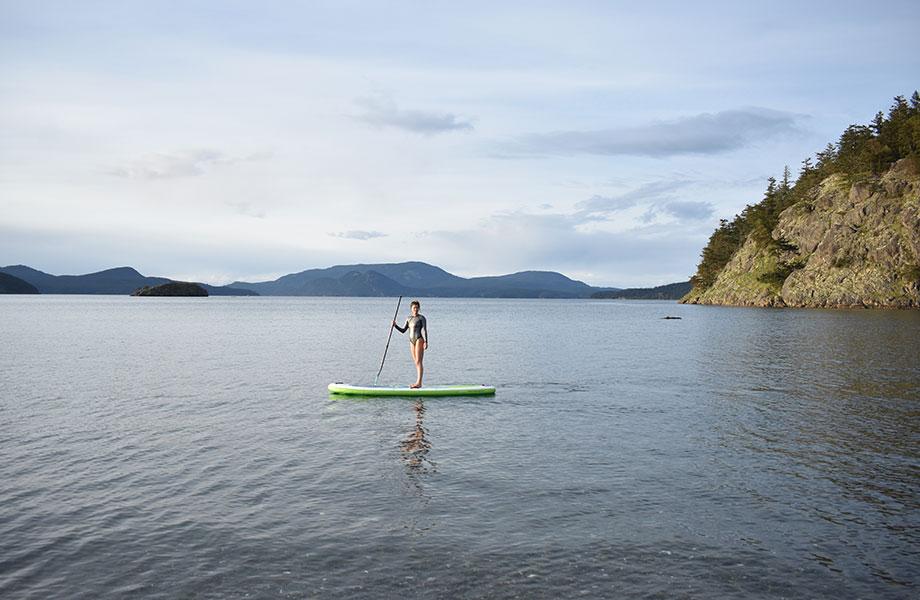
left=781, top=165, right=792, bottom=192
left=815, top=145, right=836, bottom=170
left=689, top=218, right=744, bottom=289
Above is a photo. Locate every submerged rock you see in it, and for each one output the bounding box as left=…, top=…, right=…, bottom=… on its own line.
left=131, top=282, right=208, bottom=297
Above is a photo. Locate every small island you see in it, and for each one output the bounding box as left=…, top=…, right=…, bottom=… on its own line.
left=131, top=282, right=208, bottom=297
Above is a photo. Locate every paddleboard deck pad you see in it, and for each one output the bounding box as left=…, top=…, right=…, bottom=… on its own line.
left=328, top=383, right=496, bottom=397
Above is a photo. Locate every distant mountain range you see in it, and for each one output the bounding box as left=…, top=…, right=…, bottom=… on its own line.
left=230, top=261, right=617, bottom=298
left=0, top=265, right=256, bottom=296
left=1, top=262, right=688, bottom=299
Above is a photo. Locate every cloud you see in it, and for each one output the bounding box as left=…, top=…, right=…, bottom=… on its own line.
left=658, top=200, right=714, bottom=220
left=426, top=209, right=709, bottom=287
left=574, top=179, right=692, bottom=219
left=509, top=107, right=806, bottom=157
left=573, top=178, right=713, bottom=224
left=641, top=201, right=714, bottom=224
left=329, top=230, right=388, bottom=240
left=419, top=177, right=718, bottom=284
left=107, top=149, right=268, bottom=180
left=224, top=200, right=267, bottom=219
left=576, top=194, right=639, bottom=215
left=354, top=95, right=474, bottom=135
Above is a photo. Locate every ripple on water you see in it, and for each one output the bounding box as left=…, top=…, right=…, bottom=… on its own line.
left=0, top=297, right=917, bottom=598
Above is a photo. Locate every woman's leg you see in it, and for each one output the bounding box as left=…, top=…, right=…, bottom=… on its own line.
left=411, top=339, right=425, bottom=388
left=408, top=342, right=418, bottom=387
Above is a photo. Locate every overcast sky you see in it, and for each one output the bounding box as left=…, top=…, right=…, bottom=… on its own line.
left=1, top=1, right=918, bottom=287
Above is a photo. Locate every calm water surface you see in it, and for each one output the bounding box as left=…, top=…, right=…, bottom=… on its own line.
left=1, top=296, right=918, bottom=599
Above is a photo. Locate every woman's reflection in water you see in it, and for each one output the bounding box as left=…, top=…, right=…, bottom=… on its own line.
left=401, top=400, right=435, bottom=474
left=399, top=400, right=436, bottom=536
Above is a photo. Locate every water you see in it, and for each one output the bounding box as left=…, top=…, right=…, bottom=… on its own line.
left=1, top=296, right=918, bottom=599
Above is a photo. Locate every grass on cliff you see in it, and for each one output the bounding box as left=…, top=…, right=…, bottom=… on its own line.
left=689, top=92, right=920, bottom=293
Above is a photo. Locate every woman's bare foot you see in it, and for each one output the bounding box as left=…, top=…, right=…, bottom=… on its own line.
left=410, top=382, right=422, bottom=389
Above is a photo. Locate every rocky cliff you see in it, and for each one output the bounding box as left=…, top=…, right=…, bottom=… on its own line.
left=682, top=158, right=920, bottom=308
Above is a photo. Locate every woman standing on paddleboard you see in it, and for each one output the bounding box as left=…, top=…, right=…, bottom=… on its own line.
left=393, top=300, right=428, bottom=388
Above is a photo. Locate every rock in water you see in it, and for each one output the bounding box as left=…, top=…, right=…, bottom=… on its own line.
left=131, top=282, right=208, bottom=297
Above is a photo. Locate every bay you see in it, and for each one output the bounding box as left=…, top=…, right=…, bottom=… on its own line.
left=1, top=296, right=918, bottom=598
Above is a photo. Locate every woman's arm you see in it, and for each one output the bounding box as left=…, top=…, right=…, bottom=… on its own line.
left=421, top=316, right=428, bottom=346
left=393, top=319, right=407, bottom=333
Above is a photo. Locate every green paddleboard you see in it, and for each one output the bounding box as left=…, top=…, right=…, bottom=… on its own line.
left=328, top=383, right=496, bottom=397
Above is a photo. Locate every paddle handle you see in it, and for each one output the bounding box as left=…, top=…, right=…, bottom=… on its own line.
left=374, top=296, right=403, bottom=385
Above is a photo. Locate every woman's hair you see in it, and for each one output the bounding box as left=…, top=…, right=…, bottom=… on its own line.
left=410, top=300, right=420, bottom=309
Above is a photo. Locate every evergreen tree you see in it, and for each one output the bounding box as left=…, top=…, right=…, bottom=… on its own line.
left=781, top=166, right=791, bottom=190
left=815, top=143, right=837, bottom=170
left=690, top=217, right=745, bottom=289
left=836, top=124, right=875, bottom=174
left=765, top=176, right=777, bottom=196
left=800, top=157, right=813, bottom=176
left=872, top=111, right=885, bottom=134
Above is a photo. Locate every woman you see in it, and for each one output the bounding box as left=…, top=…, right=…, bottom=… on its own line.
left=393, top=300, right=428, bottom=388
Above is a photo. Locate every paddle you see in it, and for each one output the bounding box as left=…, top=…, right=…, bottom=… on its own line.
left=374, top=295, right=403, bottom=385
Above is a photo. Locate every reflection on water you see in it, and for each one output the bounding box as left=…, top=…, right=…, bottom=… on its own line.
left=401, top=401, right=434, bottom=473
left=398, top=400, right=436, bottom=540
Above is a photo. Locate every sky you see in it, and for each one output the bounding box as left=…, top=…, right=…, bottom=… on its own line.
left=1, top=1, right=918, bottom=287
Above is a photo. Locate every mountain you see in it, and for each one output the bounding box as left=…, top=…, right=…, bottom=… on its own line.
left=2, top=262, right=624, bottom=298
left=444, top=271, right=597, bottom=298
left=592, top=281, right=692, bottom=300
left=231, top=261, right=461, bottom=296
left=0, top=265, right=257, bottom=296
left=295, top=270, right=408, bottom=296
left=232, top=262, right=607, bottom=298
left=0, top=265, right=169, bottom=294
left=0, top=272, right=40, bottom=294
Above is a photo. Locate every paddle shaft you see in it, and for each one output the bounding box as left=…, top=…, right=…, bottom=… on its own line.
left=374, top=296, right=403, bottom=385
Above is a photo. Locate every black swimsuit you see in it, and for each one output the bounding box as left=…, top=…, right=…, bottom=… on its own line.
left=402, top=315, right=427, bottom=344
